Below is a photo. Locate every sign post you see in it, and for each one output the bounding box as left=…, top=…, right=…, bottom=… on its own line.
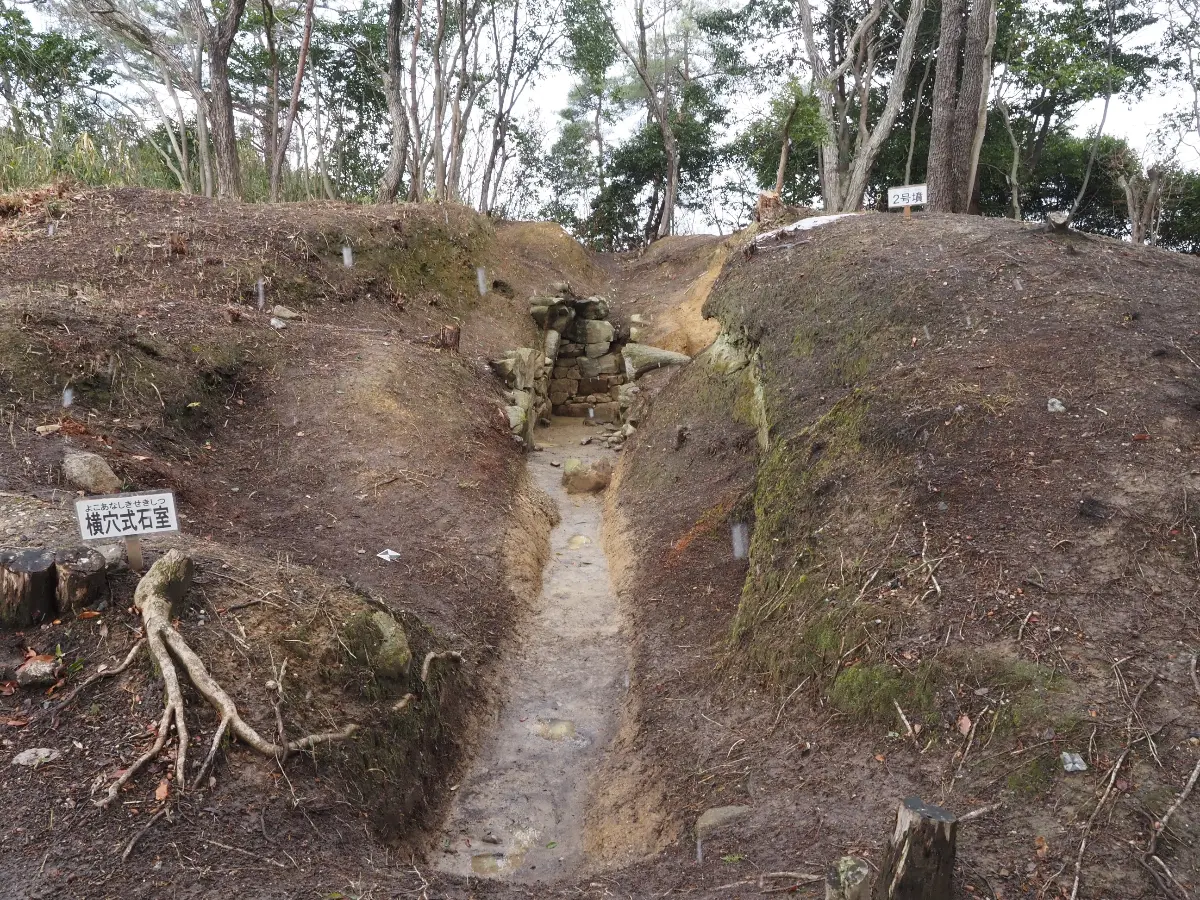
left=888, top=184, right=928, bottom=218
left=75, top=491, right=180, bottom=572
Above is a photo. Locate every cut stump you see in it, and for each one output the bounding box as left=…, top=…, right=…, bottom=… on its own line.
left=1, top=548, right=57, bottom=628
left=874, top=796, right=957, bottom=900
left=54, top=547, right=108, bottom=614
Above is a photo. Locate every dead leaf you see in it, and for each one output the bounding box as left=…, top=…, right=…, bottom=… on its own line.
left=0, top=682, right=15, bottom=696
left=874, top=754, right=886, bottom=762
left=4, top=718, right=29, bottom=727
left=78, top=610, right=101, bottom=619
left=1035, top=836, right=1049, bottom=859
left=155, top=779, right=169, bottom=802
left=958, top=714, right=972, bottom=736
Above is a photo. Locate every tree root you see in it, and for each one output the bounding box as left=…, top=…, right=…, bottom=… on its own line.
left=44, top=639, right=146, bottom=722
left=96, top=550, right=358, bottom=808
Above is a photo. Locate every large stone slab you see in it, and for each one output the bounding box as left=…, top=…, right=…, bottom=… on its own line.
left=623, top=343, right=691, bottom=378
left=63, top=451, right=122, bottom=494
left=567, top=318, right=614, bottom=345
left=578, top=353, right=621, bottom=378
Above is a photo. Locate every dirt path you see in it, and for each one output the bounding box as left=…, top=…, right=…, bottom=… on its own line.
left=436, top=419, right=627, bottom=882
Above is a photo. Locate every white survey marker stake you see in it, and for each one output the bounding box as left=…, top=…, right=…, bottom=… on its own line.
left=75, top=491, right=180, bottom=572
left=888, top=184, right=928, bottom=211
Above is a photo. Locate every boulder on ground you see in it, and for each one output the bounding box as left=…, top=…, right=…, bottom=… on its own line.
left=489, top=347, right=541, bottom=392
left=342, top=610, right=411, bottom=679
left=16, top=656, right=57, bottom=687
left=562, top=458, right=612, bottom=493
left=272, top=305, right=301, bottom=320
left=62, top=450, right=122, bottom=494
left=623, top=343, right=691, bottom=378
left=696, top=805, right=752, bottom=840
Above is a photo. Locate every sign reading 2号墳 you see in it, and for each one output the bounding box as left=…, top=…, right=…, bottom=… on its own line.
left=75, top=491, right=180, bottom=541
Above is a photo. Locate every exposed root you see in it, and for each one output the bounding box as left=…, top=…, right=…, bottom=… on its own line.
left=97, top=550, right=358, bottom=808
left=421, top=649, right=463, bottom=682
left=46, top=639, right=146, bottom=720
left=122, top=807, right=169, bottom=862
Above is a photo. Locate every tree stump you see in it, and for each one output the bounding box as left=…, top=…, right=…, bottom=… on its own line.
left=1046, top=211, right=1071, bottom=233
left=1, top=549, right=58, bottom=628
left=874, top=796, right=957, bottom=900
left=826, top=856, right=871, bottom=900
left=439, top=324, right=461, bottom=353
left=54, top=547, right=107, bottom=614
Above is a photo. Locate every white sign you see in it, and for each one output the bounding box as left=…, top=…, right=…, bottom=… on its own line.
left=76, top=491, right=180, bottom=542
left=888, top=184, right=928, bottom=208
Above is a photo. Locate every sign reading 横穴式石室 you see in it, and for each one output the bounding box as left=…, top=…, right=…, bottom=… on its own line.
left=888, top=184, right=928, bottom=208
left=75, top=491, right=179, bottom=541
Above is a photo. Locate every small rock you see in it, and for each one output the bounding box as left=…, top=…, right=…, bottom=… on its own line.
left=562, top=458, right=612, bottom=493
left=695, top=805, right=751, bottom=840
left=580, top=438, right=592, bottom=446
left=272, top=305, right=301, bottom=320
left=35, top=424, right=61, bottom=436
left=97, top=544, right=126, bottom=569
left=12, top=748, right=61, bottom=767
left=1061, top=751, right=1088, bottom=772
left=269, top=317, right=288, bottom=330
left=62, top=450, right=122, bottom=494
left=550, top=461, right=562, bottom=468
left=16, top=657, right=57, bottom=687
left=1047, top=398, right=1066, bottom=413
left=482, top=833, right=502, bottom=845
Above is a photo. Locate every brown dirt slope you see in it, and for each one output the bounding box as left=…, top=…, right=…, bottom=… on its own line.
left=609, top=213, right=1200, bottom=898
left=0, top=188, right=587, bottom=898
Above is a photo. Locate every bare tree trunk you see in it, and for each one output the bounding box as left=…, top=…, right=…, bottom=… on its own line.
left=950, top=0, right=996, bottom=211
left=905, top=53, right=934, bottom=184
left=927, top=0, right=966, bottom=211
left=1120, top=167, right=1164, bottom=244
left=201, top=0, right=250, bottom=200
left=840, top=0, right=925, bottom=209
left=774, top=97, right=801, bottom=195
left=407, top=0, right=426, bottom=200
left=192, top=45, right=214, bottom=199
left=261, top=0, right=280, bottom=181
left=997, top=100, right=1021, bottom=219
left=1068, top=0, right=1115, bottom=224
left=379, top=0, right=410, bottom=202
left=269, top=0, right=315, bottom=201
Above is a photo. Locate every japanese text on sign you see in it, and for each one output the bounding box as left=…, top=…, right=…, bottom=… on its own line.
left=887, top=184, right=928, bottom=208
left=75, top=491, right=180, bottom=541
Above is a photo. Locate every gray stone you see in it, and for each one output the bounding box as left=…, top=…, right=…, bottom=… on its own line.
left=16, top=656, right=57, bottom=687
left=269, top=317, right=288, bottom=330
left=62, top=451, right=122, bottom=494
left=696, top=805, right=751, bottom=840
left=559, top=342, right=585, bottom=358
left=562, top=458, right=612, bottom=493
left=567, top=318, right=614, bottom=345
left=584, top=341, right=611, bottom=358
left=707, top=331, right=751, bottom=375
left=578, top=353, right=621, bottom=378
left=489, top=348, right=541, bottom=392
left=1047, top=398, right=1066, bottom=413
left=272, top=305, right=301, bottom=320
left=574, top=296, right=610, bottom=319
left=623, top=343, right=691, bottom=378
left=544, top=329, right=561, bottom=360
left=12, top=748, right=61, bottom=767
left=505, top=405, right=527, bottom=433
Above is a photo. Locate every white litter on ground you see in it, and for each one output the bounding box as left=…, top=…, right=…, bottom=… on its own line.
left=753, top=212, right=862, bottom=247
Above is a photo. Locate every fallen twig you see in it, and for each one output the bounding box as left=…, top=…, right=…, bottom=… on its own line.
left=122, top=807, right=168, bottom=862
left=1069, top=747, right=1131, bottom=900
left=959, top=802, right=1003, bottom=823
left=771, top=677, right=810, bottom=731
left=893, top=699, right=920, bottom=749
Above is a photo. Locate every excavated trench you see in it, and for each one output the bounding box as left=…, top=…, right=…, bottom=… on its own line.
left=436, top=418, right=628, bottom=882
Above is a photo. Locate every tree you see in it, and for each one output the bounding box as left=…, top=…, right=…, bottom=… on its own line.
left=72, top=0, right=251, bottom=199
left=926, top=0, right=997, bottom=212
left=796, top=0, right=928, bottom=211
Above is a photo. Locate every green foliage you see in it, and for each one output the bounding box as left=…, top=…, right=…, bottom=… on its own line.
left=728, top=81, right=826, bottom=204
